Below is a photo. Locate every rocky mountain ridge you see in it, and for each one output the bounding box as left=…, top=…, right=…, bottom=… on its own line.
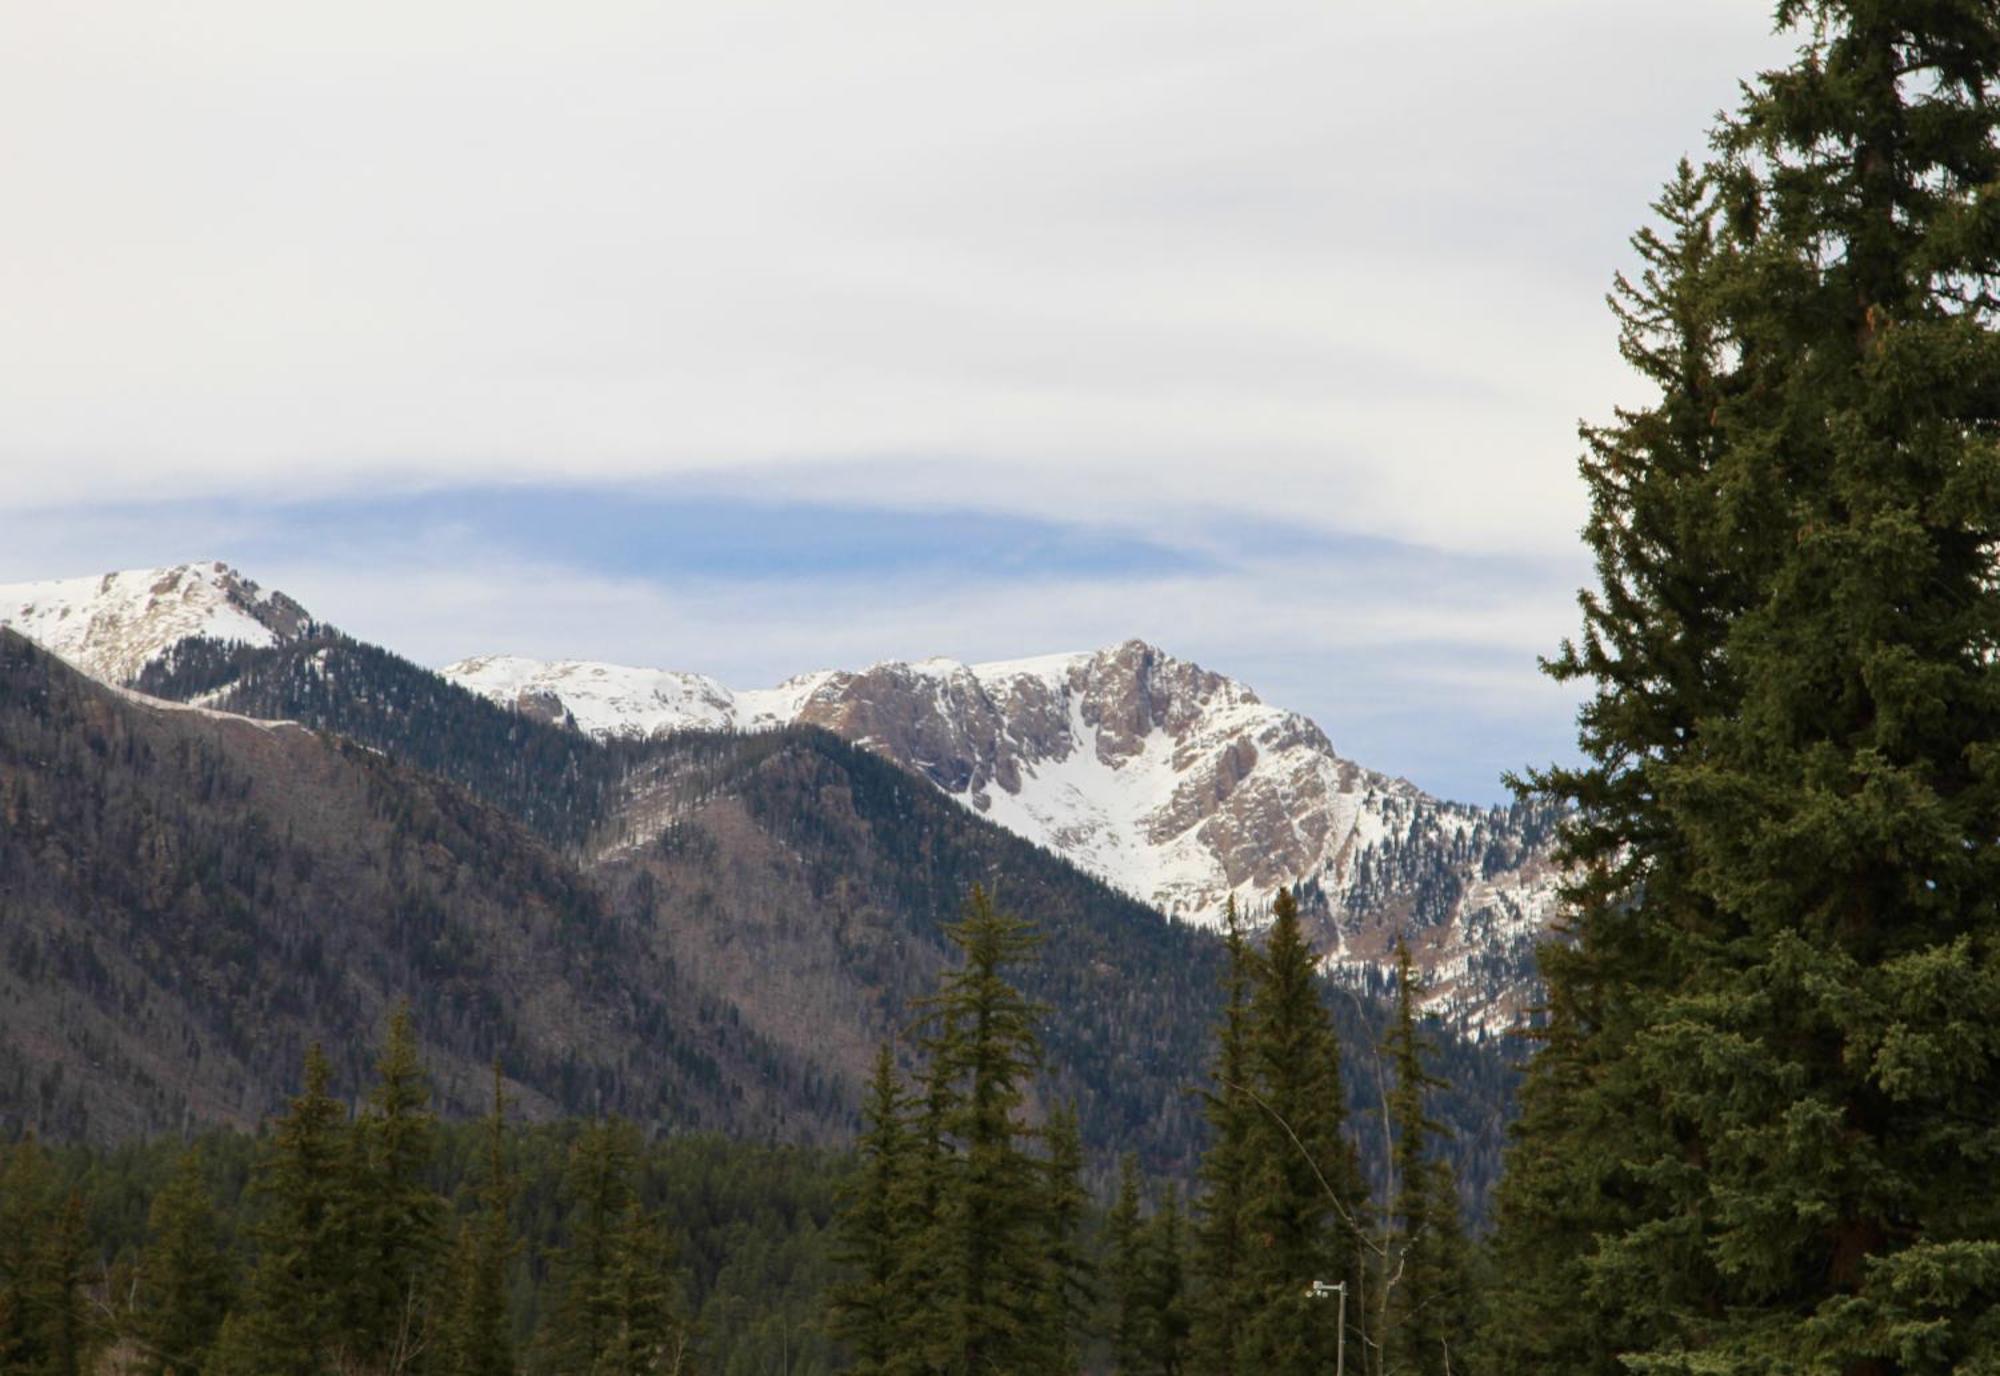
left=448, top=645, right=1565, bottom=1034
left=0, top=561, right=312, bottom=685
left=6, top=563, right=1565, bottom=1032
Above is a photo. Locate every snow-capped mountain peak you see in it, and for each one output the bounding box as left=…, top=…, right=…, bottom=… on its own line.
left=0, top=561, right=312, bottom=686
left=442, top=638, right=1562, bottom=1032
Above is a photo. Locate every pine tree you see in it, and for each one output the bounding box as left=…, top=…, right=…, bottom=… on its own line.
left=1496, top=6, right=2000, bottom=1373
left=349, top=1005, right=449, bottom=1372
left=1234, top=888, right=1365, bottom=1376
left=1138, top=1188, right=1190, bottom=1376
left=1037, top=1101, right=1095, bottom=1376
left=0, top=1139, right=53, bottom=1373
left=32, top=1191, right=93, bottom=1376
left=1105, top=1154, right=1147, bottom=1375
left=212, top=1044, right=353, bottom=1376
left=593, top=1204, right=692, bottom=1376
left=827, top=1044, right=910, bottom=1376
left=899, top=885, right=1053, bottom=1376
left=1190, top=899, right=1258, bottom=1375
left=541, top=1119, right=641, bottom=1374
left=1380, top=945, right=1468, bottom=1376
left=132, top=1148, right=232, bottom=1376
left=1482, top=159, right=1735, bottom=1376
left=888, top=1041, right=954, bottom=1376
left=441, top=1062, right=518, bottom=1376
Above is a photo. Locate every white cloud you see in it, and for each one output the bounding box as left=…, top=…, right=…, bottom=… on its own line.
left=1, top=2, right=1793, bottom=556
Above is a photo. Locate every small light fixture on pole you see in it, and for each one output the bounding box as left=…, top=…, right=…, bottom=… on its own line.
left=1307, top=1279, right=1347, bottom=1376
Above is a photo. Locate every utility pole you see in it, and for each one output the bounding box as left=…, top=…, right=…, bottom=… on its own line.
left=1308, top=1279, right=1347, bottom=1376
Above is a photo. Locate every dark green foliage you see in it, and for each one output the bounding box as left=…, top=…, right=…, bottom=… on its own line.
left=1038, top=1103, right=1096, bottom=1375
left=1233, top=889, right=1367, bottom=1376
left=825, top=1047, right=908, bottom=1376
left=1381, top=945, right=1473, bottom=1376
left=131, top=1149, right=232, bottom=1375
left=1189, top=901, right=1256, bottom=1375
left=540, top=1119, right=641, bottom=1373
left=902, top=887, right=1053, bottom=1376
left=439, top=1064, right=519, bottom=1376
left=347, top=1005, right=450, bottom=1370
left=1491, top=5, right=2000, bottom=1373
left=0, top=1150, right=97, bottom=1376
left=593, top=1204, right=694, bottom=1376
left=213, top=1044, right=350, bottom=1376
left=1105, top=1155, right=1147, bottom=1374
left=1138, top=1189, right=1190, bottom=1376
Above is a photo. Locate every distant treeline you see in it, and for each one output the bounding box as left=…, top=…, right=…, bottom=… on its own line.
left=0, top=885, right=1485, bottom=1376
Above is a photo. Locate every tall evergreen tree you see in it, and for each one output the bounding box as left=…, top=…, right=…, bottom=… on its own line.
left=827, top=1044, right=910, bottom=1376
left=593, top=1203, right=692, bottom=1376
left=441, top=1062, right=518, bottom=1376
left=541, top=1119, right=641, bottom=1375
left=211, top=1043, right=352, bottom=1376
left=903, top=886, right=1052, bottom=1376
left=1234, top=889, right=1365, bottom=1376
left=1105, top=1154, right=1148, bottom=1375
left=132, top=1148, right=233, bottom=1376
left=1138, top=1188, right=1190, bottom=1376
left=349, top=1005, right=449, bottom=1372
left=1380, top=945, right=1469, bottom=1376
left=1190, top=899, right=1258, bottom=1375
left=1483, top=156, right=1734, bottom=1376
left=0, top=1140, right=54, bottom=1374
left=1496, top=6, right=2000, bottom=1373
left=1037, top=1101, right=1096, bottom=1376
left=31, top=1191, right=92, bottom=1376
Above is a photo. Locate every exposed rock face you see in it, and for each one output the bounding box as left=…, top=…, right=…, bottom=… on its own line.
left=0, top=561, right=1563, bottom=1034
left=446, top=639, right=1565, bottom=1033
left=0, top=562, right=312, bottom=686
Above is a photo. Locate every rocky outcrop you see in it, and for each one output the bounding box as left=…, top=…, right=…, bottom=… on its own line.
left=445, top=638, right=1565, bottom=1033
left=0, top=561, right=312, bottom=686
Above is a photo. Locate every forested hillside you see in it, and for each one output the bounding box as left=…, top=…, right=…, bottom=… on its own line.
left=116, top=625, right=1521, bottom=1200
left=0, top=629, right=828, bottom=1144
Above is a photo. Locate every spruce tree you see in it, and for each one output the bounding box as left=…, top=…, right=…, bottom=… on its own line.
left=541, top=1119, right=640, bottom=1374
left=0, top=1139, right=53, bottom=1373
left=1105, top=1154, right=1147, bottom=1375
left=827, top=1044, right=910, bottom=1376
left=1190, top=899, right=1257, bottom=1375
left=1234, top=889, right=1365, bottom=1376
left=212, top=1044, right=352, bottom=1376
left=441, top=1062, right=518, bottom=1376
left=349, top=1005, right=449, bottom=1372
left=1139, top=1188, right=1190, bottom=1376
left=1037, top=1101, right=1095, bottom=1376
left=1497, top=5, right=2000, bottom=1373
left=1483, top=157, right=1735, bottom=1376
left=132, top=1148, right=232, bottom=1376
left=899, top=885, right=1053, bottom=1376
left=1380, top=944, right=1469, bottom=1376
left=593, top=1204, right=692, bottom=1376
left=32, top=1191, right=93, bottom=1376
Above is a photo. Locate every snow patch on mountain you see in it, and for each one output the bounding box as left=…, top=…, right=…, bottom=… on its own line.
left=442, top=640, right=1565, bottom=1031
left=0, top=562, right=311, bottom=686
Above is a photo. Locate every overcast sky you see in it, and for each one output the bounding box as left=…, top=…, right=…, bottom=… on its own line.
left=1, top=3, right=1798, bottom=802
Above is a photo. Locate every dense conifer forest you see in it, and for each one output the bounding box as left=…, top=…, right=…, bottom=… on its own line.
left=0, top=887, right=1479, bottom=1376
left=12, top=4, right=2000, bottom=1373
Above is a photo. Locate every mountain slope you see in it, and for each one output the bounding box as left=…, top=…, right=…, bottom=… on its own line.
left=0, top=629, right=817, bottom=1144
left=3, top=562, right=1564, bottom=1033
left=446, top=642, right=1564, bottom=1031
left=0, top=627, right=1520, bottom=1202
left=0, top=562, right=312, bottom=685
